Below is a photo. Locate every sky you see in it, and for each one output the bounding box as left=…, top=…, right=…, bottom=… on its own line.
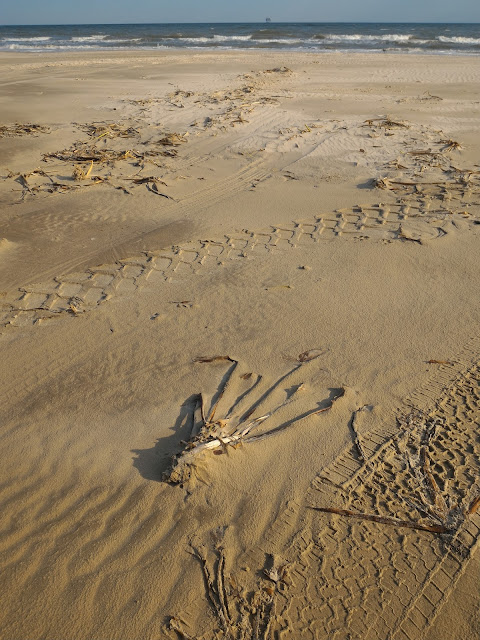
left=1, top=0, right=480, bottom=25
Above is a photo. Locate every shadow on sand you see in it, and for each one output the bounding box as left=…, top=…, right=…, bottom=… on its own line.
left=131, top=394, right=198, bottom=482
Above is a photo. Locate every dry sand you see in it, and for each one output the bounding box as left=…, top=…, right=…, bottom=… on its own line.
left=0, top=49, right=479, bottom=639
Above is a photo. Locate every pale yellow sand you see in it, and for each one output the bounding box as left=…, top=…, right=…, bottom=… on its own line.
left=0, top=50, right=479, bottom=639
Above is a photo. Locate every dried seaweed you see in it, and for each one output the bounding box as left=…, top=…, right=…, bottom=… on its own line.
left=0, top=123, right=50, bottom=137
left=43, top=145, right=137, bottom=164
left=79, top=122, right=139, bottom=139
left=364, top=117, right=410, bottom=130
left=72, top=160, right=94, bottom=181
left=157, top=133, right=188, bottom=146
left=441, top=139, right=462, bottom=152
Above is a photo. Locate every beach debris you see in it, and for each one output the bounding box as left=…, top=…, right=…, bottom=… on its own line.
left=44, top=145, right=139, bottom=164
left=72, top=160, right=94, bottom=181
left=310, top=506, right=451, bottom=533
left=421, top=91, right=443, bottom=101
left=441, top=139, right=462, bottom=152
left=349, top=406, right=369, bottom=462
left=168, top=537, right=290, bottom=640
left=397, top=225, right=423, bottom=244
left=264, top=66, right=293, bottom=74
left=0, top=123, right=50, bottom=137
left=157, top=133, right=188, bottom=146
left=78, top=122, right=139, bottom=139
left=9, top=168, right=86, bottom=200
left=297, top=349, right=325, bottom=363
left=165, top=357, right=345, bottom=485
left=313, top=410, right=475, bottom=537
left=427, top=359, right=453, bottom=365
left=468, top=495, right=480, bottom=515
left=364, top=116, right=410, bottom=130
left=4, top=119, right=190, bottom=199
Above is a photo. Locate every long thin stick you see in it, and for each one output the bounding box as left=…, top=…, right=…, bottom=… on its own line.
left=310, top=506, right=452, bottom=534
left=240, top=364, right=302, bottom=422
left=246, top=389, right=345, bottom=444
left=349, top=407, right=368, bottom=462
left=208, top=360, right=239, bottom=423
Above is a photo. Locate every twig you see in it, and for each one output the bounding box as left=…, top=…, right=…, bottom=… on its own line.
left=216, top=549, right=232, bottom=627
left=349, top=407, right=368, bottom=462
left=310, top=506, right=452, bottom=534
left=468, top=495, right=480, bottom=515
left=208, top=360, right=239, bottom=423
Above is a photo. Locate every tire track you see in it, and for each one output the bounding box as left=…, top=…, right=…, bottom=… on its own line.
left=242, top=360, right=480, bottom=639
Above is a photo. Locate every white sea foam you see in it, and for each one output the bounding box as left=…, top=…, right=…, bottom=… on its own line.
left=212, top=34, right=252, bottom=42
left=322, top=33, right=413, bottom=43
left=438, top=36, right=480, bottom=45
left=176, top=35, right=304, bottom=45
left=177, top=35, right=253, bottom=43
left=2, top=36, right=51, bottom=42
left=71, top=35, right=108, bottom=42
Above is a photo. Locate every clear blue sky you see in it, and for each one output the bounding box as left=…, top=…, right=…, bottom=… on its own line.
left=2, top=0, right=480, bottom=25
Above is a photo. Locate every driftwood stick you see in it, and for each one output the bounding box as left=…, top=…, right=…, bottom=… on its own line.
left=189, top=546, right=221, bottom=619
left=421, top=447, right=447, bottom=514
left=310, top=506, right=452, bottom=534
left=240, top=364, right=302, bottom=422
left=468, top=495, right=480, bottom=515
left=349, top=407, right=368, bottom=462
left=216, top=549, right=232, bottom=627
left=208, top=360, right=239, bottom=423
left=246, top=389, right=345, bottom=444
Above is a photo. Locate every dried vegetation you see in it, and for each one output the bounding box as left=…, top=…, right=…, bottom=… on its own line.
left=313, top=411, right=479, bottom=537
left=0, top=123, right=51, bottom=137
left=6, top=117, right=188, bottom=200
left=165, top=354, right=343, bottom=485
left=168, top=533, right=290, bottom=640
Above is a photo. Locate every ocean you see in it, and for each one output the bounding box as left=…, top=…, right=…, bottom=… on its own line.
left=0, top=23, right=479, bottom=55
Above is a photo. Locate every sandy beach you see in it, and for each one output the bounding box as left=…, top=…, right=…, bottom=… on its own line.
left=0, top=49, right=479, bottom=639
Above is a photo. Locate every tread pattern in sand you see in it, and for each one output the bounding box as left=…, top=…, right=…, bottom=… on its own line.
left=0, top=201, right=472, bottom=331
left=242, top=363, right=480, bottom=639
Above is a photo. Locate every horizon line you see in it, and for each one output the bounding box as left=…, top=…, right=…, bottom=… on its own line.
left=2, top=20, right=480, bottom=27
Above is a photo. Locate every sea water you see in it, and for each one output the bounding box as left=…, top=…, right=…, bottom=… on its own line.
left=1, top=22, right=479, bottom=54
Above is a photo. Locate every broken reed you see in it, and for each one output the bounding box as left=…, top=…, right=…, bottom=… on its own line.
left=165, top=352, right=343, bottom=485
